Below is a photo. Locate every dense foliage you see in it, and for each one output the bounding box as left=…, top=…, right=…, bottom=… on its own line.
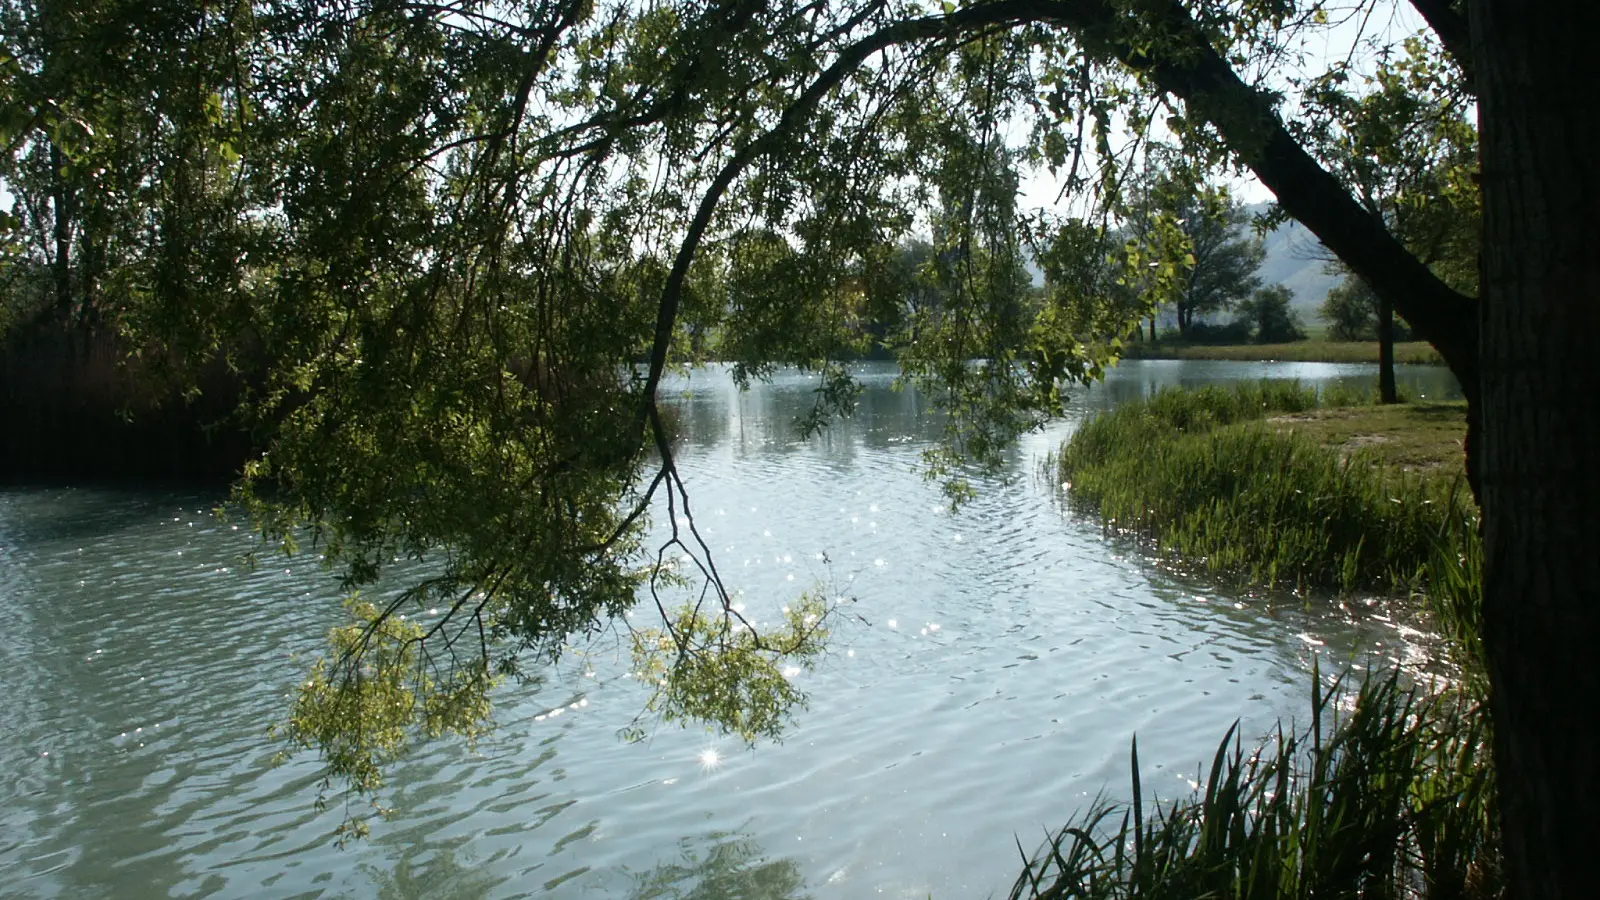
left=1237, top=284, right=1307, bottom=343
left=1321, top=274, right=1414, bottom=342
left=1120, top=172, right=1265, bottom=336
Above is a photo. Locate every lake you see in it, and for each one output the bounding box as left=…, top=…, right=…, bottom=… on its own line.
left=0, top=360, right=1461, bottom=899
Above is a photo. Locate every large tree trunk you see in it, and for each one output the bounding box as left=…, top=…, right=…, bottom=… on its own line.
left=1473, top=1, right=1600, bottom=895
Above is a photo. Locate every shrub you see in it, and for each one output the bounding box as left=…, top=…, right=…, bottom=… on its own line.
left=1180, top=319, right=1255, bottom=345
left=1321, top=275, right=1415, bottom=342
left=1238, top=284, right=1308, bottom=343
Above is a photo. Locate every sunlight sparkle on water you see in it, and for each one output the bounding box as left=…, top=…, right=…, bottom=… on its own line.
left=698, top=748, right=722, bottom=771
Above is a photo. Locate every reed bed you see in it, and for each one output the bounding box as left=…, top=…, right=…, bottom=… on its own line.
left=1010, top=670, right=1502, bottom=900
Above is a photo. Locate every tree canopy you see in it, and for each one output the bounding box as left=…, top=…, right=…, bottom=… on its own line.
left=1238, top=283, right=1305, bottom=343
left=1321, top=272, right=1412, bottom=341
left=1118, top=168, right=1265, bottom=336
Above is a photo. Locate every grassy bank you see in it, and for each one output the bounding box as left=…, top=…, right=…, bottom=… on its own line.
left=1268, top=402, right=1468, bottom=477
left=1057, top=382, right=1472, bottom=595
left=1121, top=339, right=1444, bottom=365
left=1012, top=384, right=1498, bottom=900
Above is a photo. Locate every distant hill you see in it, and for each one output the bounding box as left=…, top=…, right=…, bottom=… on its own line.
left=1249, top=203, right=1342, bottom=324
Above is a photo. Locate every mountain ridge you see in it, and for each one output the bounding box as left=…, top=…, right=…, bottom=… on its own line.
left=1248, top=202, right=1341, bottom=323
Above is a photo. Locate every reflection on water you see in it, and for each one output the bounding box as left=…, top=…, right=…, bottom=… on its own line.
left=354, top=846, right=500, bottom=900
left=625, top=831, right=808, bottom=900
left=0, top=360, right=1458, bottom=898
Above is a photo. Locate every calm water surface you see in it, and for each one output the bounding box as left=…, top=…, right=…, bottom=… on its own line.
left=0, top=361, right=1461, bottom=899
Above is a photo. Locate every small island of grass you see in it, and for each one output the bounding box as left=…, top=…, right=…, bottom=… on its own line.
left=1056, top=381, right=1471, bottom=596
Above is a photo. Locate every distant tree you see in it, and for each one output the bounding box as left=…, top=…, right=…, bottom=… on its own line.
left=1296, top=36, right=1474, bottom=407
left=883, top=239, right=942, bottom=315
left=1238, top=285, right=1306, bottom=344
left=1321, top=273, right=1415, bottom=342
left=1123, top=173, right=1265, bottom=338
left=1321, top=275, right=1379, bottom=341
left=1178, top=199, right=1266, bottom=336
left=1320, top=272, right=1411, bottom=402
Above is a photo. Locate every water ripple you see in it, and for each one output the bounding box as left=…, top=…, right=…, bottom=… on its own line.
left=0, top=361, right=1459, bottom=898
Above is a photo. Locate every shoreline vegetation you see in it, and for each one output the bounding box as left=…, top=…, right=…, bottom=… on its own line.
left=0, top=325, right=253, bottom=484
left=1121, top=339, right=1444, bottom=365
left=1013, top=382, right=1498, bottom=900
left=1056, top=382, right=1471, bottom=596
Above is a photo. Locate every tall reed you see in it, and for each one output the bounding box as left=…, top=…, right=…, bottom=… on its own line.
left=1009, top=670, right=1501, bottom=900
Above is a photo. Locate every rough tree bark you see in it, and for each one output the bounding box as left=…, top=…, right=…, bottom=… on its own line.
left=1473, top=0, right=1600, bottom=895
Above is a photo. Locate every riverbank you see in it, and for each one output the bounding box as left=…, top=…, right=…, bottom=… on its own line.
left=1011, top=661, right=1497, bottom=900
left=0, top=324, right=253, bottom=483
left=1121, top=339, right=1444, bottom=365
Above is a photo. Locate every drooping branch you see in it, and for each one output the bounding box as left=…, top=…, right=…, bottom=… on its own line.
left=636, top=0, right=1061, bottom=420
left=635, top=0, right=1482, bottom=410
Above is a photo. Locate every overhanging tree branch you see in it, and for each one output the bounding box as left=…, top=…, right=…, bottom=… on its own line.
left=1409, top=0, right=1476, bottom=88
left=637, top=0, right=1057, bottom=422
left=1036, top=0, right=1480, bottom=396
left=636, top=0, right=1481, bottom=413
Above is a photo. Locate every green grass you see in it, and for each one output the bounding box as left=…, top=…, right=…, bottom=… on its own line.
left=1121, top=340, right=1444, bottom=365
left=1267, top=402, right=1467, bottom=477
left=1058, top=383, right=1474, bottom=596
